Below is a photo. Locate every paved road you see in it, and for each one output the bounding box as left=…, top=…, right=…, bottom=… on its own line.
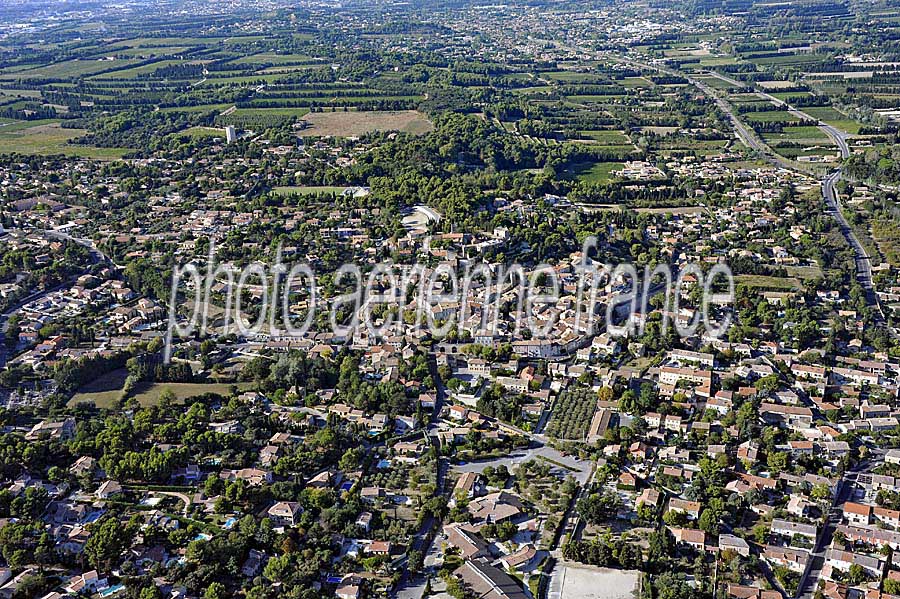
left=756, top=90, right=851, bottom=159
left=822, top=171, right=877, bottom=298
left=547, top=556, right=567, bottom=599
left=0, top=227, right=119, bottom=369
left=794, top=478, right=848, bottom=599
left=611, top=56, right=772, bottom=155
left=451, top=444, right=593, bottom=486
left=759, top=86, right=889, bottom=323
left=702, top=70, right=851, bottom=159
left=0, top=277, right=87, bottom=368
left=47, top=227, right=117, bottom=267
left=795, top=449, right=885, bottom=599
left=615, top=54, right=889, bottom=324
left=392, top=356, right=450, bottom=598
left=617, top=55, right=822, bottom=173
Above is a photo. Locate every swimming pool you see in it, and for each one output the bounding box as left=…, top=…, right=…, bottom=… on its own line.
left=99, top=584, right=125, bottom=597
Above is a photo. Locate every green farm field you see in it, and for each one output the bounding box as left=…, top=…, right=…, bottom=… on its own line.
left=0, top=120, right=127, bottom=158
left=0, top=58, right=141, bottom=79
left=70, top=372, right=251, bottom=409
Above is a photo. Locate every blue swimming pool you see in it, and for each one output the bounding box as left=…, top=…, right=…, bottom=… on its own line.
left=100, top=584, right=125, bottom=597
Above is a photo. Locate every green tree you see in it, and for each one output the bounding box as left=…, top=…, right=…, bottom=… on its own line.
left=140, top=586, right=163, bottom=599
left=204, top=582, right=228, bottom=599
left=698, top=509, right=719, bottom=535
left=84, top=517, right=134, bottom=571
left=577, top=491, right=622, bottom=524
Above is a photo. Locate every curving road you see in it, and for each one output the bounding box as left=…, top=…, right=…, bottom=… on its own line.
left=47, top=227, right=117, bottom=267
left=822, top=171, right=876, bottom=295
left=0, top=228, right=114, bottom=369
left=700, top=70, right=851, bottom=159
left=614, top=55, right=805, bottom=171
left=615, top=54, right=887, bottom=323
left=0, top=278, right=79, bottom=368
left=742, top=76, right=887, bottom=321
left=644, top=60, right=897, bottom=595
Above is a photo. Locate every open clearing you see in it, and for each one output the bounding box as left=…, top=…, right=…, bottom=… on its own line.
left=569, top=161, right=625, bottom=183
left=0, top=121, right=126, bottom=158
left=130, top=382, right=246, bottom=406
left=70, top=376, right=248, bottom=409
left=175, top=126, right=227, bottom=139
left=736, top=274, right=804, bottom=291
left=69, top=369, right=129, bottom=408
left=554, top=564, right=639, bottom=599
left=298, top=110, right=433, bottom=137
left=784, top=265, right=824, bottom=280
left=274, top=186, right=348, bottom=196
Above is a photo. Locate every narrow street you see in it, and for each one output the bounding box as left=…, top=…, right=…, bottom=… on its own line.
left=0, top=227, right=112, bottom=369
left=392, top=355, right=450, bottom=597
left=796, top=449, right=886, bottom=599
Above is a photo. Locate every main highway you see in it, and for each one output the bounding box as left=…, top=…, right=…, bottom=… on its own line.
left=610, top=55, right=897, bottom=598
left=612, top=53, right=886, bottom=322
left=822, top=170, right=877, bottom=299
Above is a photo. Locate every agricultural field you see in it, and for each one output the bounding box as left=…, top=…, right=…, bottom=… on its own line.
left=108, top=36, right=230, bottom=48
left=173, top=126, right=229, bottom=139
left=228, top=52, right=321, bottom=65
left=579, top=130, right=633, bottom=145
left=129, top=382, right=248, bottom=406
left=297, top=110, right=433, bottom=137
left=0, top=120, right=126, bottom=158
left=801, top=106, right=864, bottom=135
left=545, top=388, right=598, bottom=440
left=68, top=369, right=130, bottom=408
left=735, top=274, right=804, bottom=292
left=698, top=56, right=740, bottom=67
left=743, top=110, right=806, bottom=124
left=871, top=218, right=900, bottom=267
left=567, top=161, right=626, bottom=183
left=620, top=77, right=653, bottom=88
left=0, top=58, right=141, bottom=79
left=695, top=75, right=739, bottom=91
left=217, top=107, right=311, bottom=129
left=784, top=265, right=824, bottom=280
left=748, top=53, right=829, bottom=67
left=91, top=59, right=198, bottom=79
left=70, top=377, right=250, bottom=409
left=273, top=186, right=348, bottom=196
left=762, top=126, right=832, bottom=143
left=158, top=103, right=233, bottom=114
